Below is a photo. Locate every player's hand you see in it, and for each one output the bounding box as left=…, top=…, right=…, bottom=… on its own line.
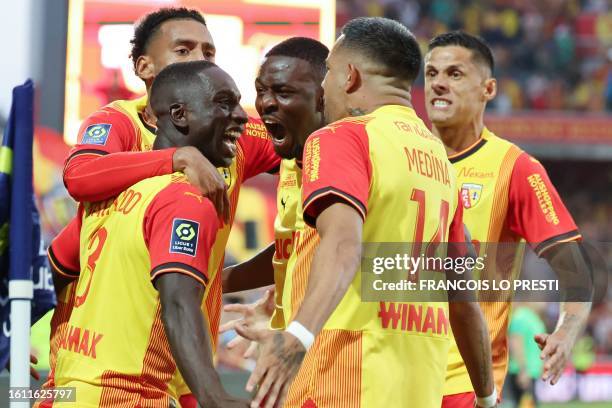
left=5, top=353, right=40, bottom=380
left=535, top=330, right=573, bottom=385
left=220, top=290, right=275, bottom=357
left=246, top=331, right=305, bottom=408
left=173, top=146, right=230, bottom=224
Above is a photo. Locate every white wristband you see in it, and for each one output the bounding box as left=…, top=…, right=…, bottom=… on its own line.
left=285, top=321, right=315, bottom=351
left=475, top=389, right=497, bottom=408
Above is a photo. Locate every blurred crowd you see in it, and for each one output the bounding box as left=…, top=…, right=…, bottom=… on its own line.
left=337, top=0, right=612, bottom=112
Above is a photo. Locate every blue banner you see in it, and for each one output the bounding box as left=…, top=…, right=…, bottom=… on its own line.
left=0, top=80, right=56, bottom=369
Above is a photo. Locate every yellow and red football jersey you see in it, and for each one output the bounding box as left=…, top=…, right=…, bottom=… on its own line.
left=42, top=96, right=279, bottom=403
left=283, top=105, right=466, bottom=408
left=270, top=158, right=303, bottom=329
left=443, top=128, right=581, bottom=396
left=53, top=173, right=218, bottom=407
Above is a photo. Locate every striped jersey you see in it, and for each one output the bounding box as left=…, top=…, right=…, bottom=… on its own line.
left=443, top=128, right=581, bottom=395
left=42, top=95, right=155, bottom=398
left=283, top=106, right=466, bottom=408
left=54, top=173, right=218, bottom=407
left=270, top=159, right=303, bottom=329
left=42, top=96, right=279, bottom=402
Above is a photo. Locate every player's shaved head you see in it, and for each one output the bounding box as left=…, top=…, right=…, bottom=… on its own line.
left=151, top=60, right=247, bottom=167
left=265, top=37, right=329, bottom=82
left=428, top=31, right=494, bottom=76
left=337, top=17, right=421, bottom=84
left=150, top=60, right=217, bottom=115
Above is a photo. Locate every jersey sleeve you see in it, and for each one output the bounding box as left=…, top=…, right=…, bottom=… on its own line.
left=239, top=117, right=281, bottom=179
left=144, top=180, right=220, bottom=288
left=63, top=107, right=175, bottom=202
left=47, top=212, right=82, bottom=279
left=301, top=121, right=372, bottom=227
left=67, top=107, right=139, bottom=161
left=506, top=152, right=581, bottom=256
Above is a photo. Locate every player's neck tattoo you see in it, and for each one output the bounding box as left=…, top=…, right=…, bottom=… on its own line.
left=348, top=108, right=367, bottom=117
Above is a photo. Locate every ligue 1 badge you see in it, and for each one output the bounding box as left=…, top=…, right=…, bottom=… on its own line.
left=461, top=183, right=483, bottom=209
left=81, top=123, right=112, bottom=145
left=169, top=218, right=200, bottom=256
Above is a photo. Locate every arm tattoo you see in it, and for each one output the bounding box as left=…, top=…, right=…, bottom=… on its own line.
left=559, top=312, right=579, bottom=332
left=272, top=332, right=305, bottom=369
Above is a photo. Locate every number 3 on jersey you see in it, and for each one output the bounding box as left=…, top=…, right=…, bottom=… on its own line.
left=75, top=227, right=108, bottom=307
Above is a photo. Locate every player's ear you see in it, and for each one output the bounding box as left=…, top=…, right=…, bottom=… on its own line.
left=483, top=77, right=497, bottom=102
left=169, top=103, right=187, bottom=128
left=345, top=63, right=361, bottom=94
left=136, top=55, right=155, bottom=84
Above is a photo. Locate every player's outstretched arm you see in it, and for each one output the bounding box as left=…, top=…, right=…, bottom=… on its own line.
left=506, top=153, right=592, bottom=385
left=246, top=202, right=363, bottom=408
left=223, top=242, right=275, bottom=293
left=448, top=300, right=496, bottom=406
left=157, top=273, right=249, bottom=408
left=538, top=242, right=592, bottom=385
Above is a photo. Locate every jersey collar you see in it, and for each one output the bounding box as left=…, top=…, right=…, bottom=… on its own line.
left=447, top=127, right=492, bottom=163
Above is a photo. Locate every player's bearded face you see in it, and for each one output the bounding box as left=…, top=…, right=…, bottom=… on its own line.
left=140, top=19, right=216, bottom=83
left=188, top=69, right=247, bottom=167
left=255, top=56, right=324, bottom=160
left=424, top=46, right=489, bottom=127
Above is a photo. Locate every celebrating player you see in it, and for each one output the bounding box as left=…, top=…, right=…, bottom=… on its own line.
left=41, top=7, right=279, bottom=408
left=42, top=7, right=221, bottom=401
left=52, top=61, right=249, bottom=408
left=247, top=18, right=495, bottom=408
left=222, top=37, right=329, bottom=334
left=423, top=31, right=592, bottom=407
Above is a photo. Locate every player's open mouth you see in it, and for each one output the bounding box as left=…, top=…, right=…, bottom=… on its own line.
left=262, top=118, right=287, bottom=146
left=431, top=98, right=451, bottom=109
left=222, top=128, right=241, bottom=156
